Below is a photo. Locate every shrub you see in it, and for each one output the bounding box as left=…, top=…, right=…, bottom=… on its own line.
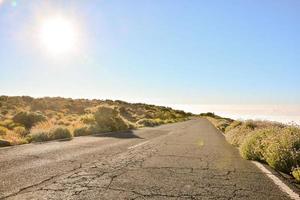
left=94, top=107, right=128, bottom=132
left=244, top=120, right=257, bottom=130
left=263, top=127, right=300, bottom=173
left=28, top=130, right=50, bottom=142
left=165, top=119, right=176, bottom=123
left=0, top=126, right=8, bottom=136
left=13, top=112, right=46, bottom=129
left=240, top=128, right=277, bottom=161
left=119, top=107, right=136, bottom=122
left=216, top=120, right=231, bottom=132
left=50, top=127, right=72, bottom=140
left=13, top=126, right=28, bottom=137
left=200, top=112, right=221, bottom=119
left=73, top=126, right=92, bottom=136
left=225, top=126, right=255, bottom=147
left=29, top=124, right=72, bottom=142
left=0, top=119, right=17, bottom=129
left=225, top=120, right=242, bottom=133
left=80, top=114, right=96, bottom=124
left=2, top=130, right=28, bottom=145
left=292, top=168, right=300, bottom=182
left=136, top=119, right=160, bottom=127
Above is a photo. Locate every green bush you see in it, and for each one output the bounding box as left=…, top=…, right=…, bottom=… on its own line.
left=244, top=120, right=257, bottom=130
left=28, top=130, right=50, bottom=142
left=200, top=112, right=221, bottom=119
left=0, top=119, right=17, bottom=129
left=165, top=119, right=176, bottom=123
left=94, top=107, right=128, bottom=132
left=225, top=120, right=242, bottom=133
left=119, top=106, right=137, bottom=122
left=80, top=114, right=96, bottom=124
left=136, top=119, right=160, bottom=127
left=0, top=126, right=8, bottom=136
left=216, top=120, right=231, bottom=132
left=13, top=126, right=28, bottom=137
left=263, top=127, right=300, bottom=173
left=29, top=127, right=72, bottom=142
left=292, top=168, right=300, bottom=182
left=73, top=126, right=92, bottom=136
left=13, top=112, right=46, bottom=129
left=225, top=126, right=255, bottom=147
left=50, top=127, right=72, bottom=140
left=240, top=128, right=276, bottom=161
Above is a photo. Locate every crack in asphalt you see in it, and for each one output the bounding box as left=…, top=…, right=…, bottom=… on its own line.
left=1, top=163, right=83, bottom=200
left=4, top=146, right=289, bottom=200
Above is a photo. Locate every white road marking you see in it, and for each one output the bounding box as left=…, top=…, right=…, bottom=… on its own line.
left=128, top=141, right=150, bottom=149
left=252, top=161, right=300, bottom=200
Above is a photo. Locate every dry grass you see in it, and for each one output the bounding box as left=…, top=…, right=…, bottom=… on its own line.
left=0, top=96, right=192, bottom=146
left=204, top=114, right=300, bottom=180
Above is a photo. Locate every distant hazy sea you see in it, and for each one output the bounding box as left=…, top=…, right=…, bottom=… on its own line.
left=166, top=104, right=300, bottom=125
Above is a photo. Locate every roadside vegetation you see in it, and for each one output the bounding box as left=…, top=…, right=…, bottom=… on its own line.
left=201, top=112, right=300, bottom=182
left=0, top=96, right=191, bottom=146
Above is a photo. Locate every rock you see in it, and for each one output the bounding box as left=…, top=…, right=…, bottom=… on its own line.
left=0, top=139, right=11, bottom=147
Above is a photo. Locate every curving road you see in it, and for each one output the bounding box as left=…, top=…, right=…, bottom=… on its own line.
left=0, top=118, right=298, bottom=199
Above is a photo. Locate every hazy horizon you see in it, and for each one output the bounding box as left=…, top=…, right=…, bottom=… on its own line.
left=1, top=93, right=300, bottom=125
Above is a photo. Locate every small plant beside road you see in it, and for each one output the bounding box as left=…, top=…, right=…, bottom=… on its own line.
left=202, top=112, right=300, bottom=182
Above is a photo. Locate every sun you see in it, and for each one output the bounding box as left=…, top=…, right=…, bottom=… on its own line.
left=39, top=16, right=77, bottom=55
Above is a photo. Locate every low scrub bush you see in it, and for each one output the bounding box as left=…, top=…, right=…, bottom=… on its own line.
left=81, top=114, right=96, bottom=124
left=240, top=128, right=277, bottom=161
left=203, top=113, right=300, bottom=180
left=50, top=127, right=72, bottom=140
left=224, top=120, right=283, bottom=147
left=244, top=120, right=257, bottom=130
left=225, top=120, right=242, bottom=133
left=94, top=107, right=129, bottom=132
left=262, top=127, right=300, bottom=173
left=136, top=118, right=160, bottom=127
left=0, top=126, right=8, bottom=136
left=216, top=120, right=231, bottom=132
left=13, top=126, right=28, bottom=137
left=73, top=126, right=92, bottom=136
left=28, top=130, right=50, bottom=142
left=200, top=112, right=221, bottom=119
left=13, top=112, right=46, bottom=129
left=225, top=126, right=255, bottom=147
left=164, top=119, right=176, bottom=123
left=0, top=119, right=17, bottom=129
left=239, top=126, right=300, bottom=174
left=292, top=168, right=300, bottom=182
left=29, top=126, right=72, bottom=142
left=2, top=130, right=28, bottom=145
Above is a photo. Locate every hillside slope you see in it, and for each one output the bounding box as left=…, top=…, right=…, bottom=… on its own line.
left=0, top=96, right=192, bottom=146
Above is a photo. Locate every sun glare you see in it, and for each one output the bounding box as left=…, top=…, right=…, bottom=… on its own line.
left=39, top=16, right=77, bottom=55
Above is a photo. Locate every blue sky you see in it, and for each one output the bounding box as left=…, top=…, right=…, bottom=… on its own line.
left=0, top=0, right=300, bottom=105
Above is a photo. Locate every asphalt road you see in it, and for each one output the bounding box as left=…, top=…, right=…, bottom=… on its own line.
left=0, top=118, right=298, bottom=199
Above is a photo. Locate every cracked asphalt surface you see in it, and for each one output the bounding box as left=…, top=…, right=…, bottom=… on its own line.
left=0, top=118, right=297, bottom=199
